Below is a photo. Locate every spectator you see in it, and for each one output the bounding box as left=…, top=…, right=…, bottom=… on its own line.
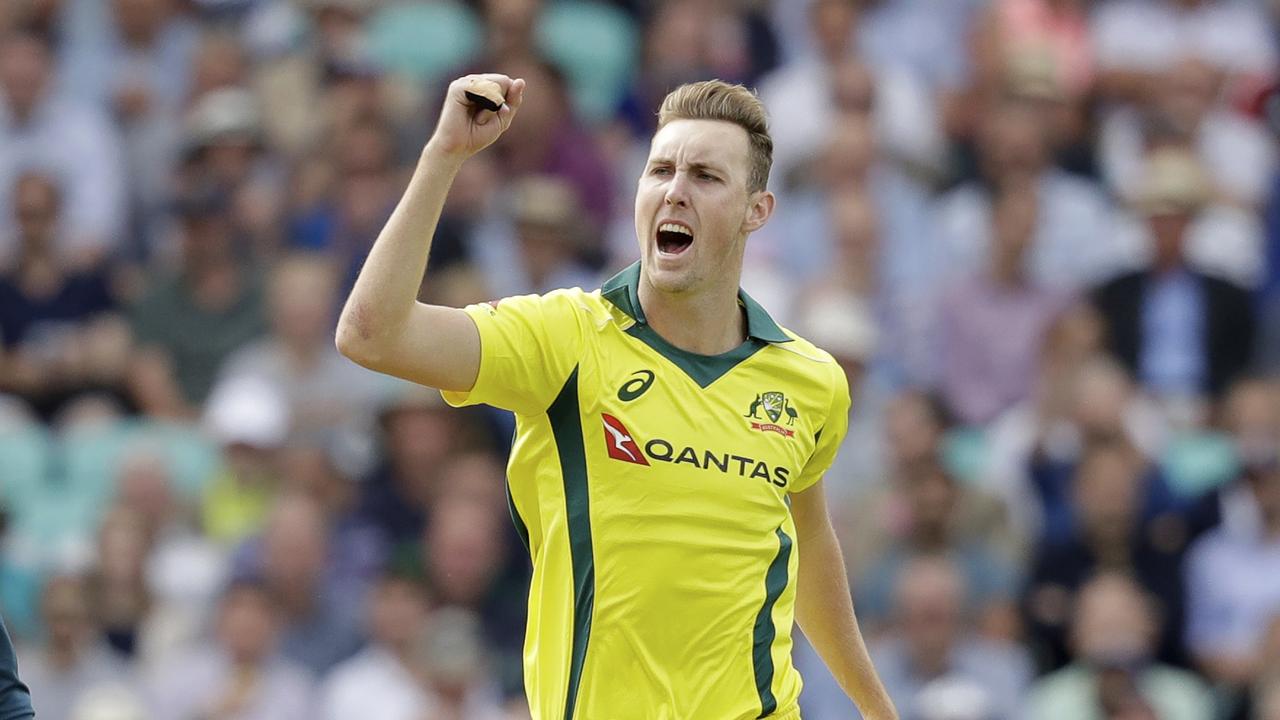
left=1184, top=438, right=1280, bottom=690
left=213, top=252, right=383, bottom=439
left=935, top=100, right=1119, bottom=291
left=1026, top=572, right=1212, bottom=720
left=1092, top=147, right=1256, bottom=407
left=20, top=575, right=134, bottom=720
left=871, top=557, right=1033, bottom=720
left=413, top=606, right=510, bottom=720
left=937, top=183, right=1069, bottom=426
left=128, top=185, right=266, bottom=417
left=319, top=572, right=433, bottom=720
left=149, top=580, right=314, bottom=720
left=1024, top=438, right=1189, bottom=671
left=852, top=455, right=1020, bottom=638
left=233, top=493, right=363, bottom=676
left=0, top=30, right=126, bottom=265
left=198, top=374, right=287, bottom=546
left=0, top=172, right=124, bottom=421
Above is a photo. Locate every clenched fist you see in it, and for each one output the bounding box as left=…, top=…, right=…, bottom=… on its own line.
left=426, top=73, right=526, bottom=163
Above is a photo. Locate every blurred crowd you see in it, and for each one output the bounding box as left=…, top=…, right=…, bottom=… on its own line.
left=1, top=0, right=1280, bottom=718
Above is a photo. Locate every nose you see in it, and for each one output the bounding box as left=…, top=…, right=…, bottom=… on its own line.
left=663, top=171, right=690, bottom=208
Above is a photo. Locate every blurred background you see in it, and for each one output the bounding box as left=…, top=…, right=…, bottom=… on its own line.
left=1, top=0, right=1279, bottom=718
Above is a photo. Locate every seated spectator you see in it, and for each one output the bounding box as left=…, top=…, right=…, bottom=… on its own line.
left=359, top=385, right=490, bottom=548
left=201, top=375, right=288, bottom=545
left=232, top=493, right=363, bottom=676
left=937, top=183, right=1070, bottom=426
left=87, top=508, right=156, bottom=661
left=0, top=30, right=125, bottom=266
left=20, top=575, right=135, bottom=720
left=1027, top=572, right=1213, bottom=720
left=421, top=493, right=527, bottom=698
left=213, top=252, right=384, bottom=441
left=935, top=100, right=1119, bottom=291
left=413, top=606, right=510, bottom=720
left=1101, top=57, right=1275, bottom=211
left=0, top=172, right=127, bottom=421
left=871, top=557, right=1032, bottom=720
left=842, top=393, right=1021, bottom=580
left=1091, top=148, right=1256, bottom=410
left=319, top=572, right=433, bottom=720
left=852, top=455, right=1020, bottom=638
left=149, top=580, right=314, bottom=720
left=128, top=186, right=266, bottom=418
left=1024, top=438, right=1190, bottom=671
left=1185, top=440, right=1280, bottom=691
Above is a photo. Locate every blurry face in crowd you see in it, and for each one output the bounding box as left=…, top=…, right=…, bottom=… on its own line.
left=0, top=34, right=51, bottom=119
left=263, top=495, right=329, bottom=591
left=1069, top=359, right=1131, bottom=437
left=13, top=173, right=59, bottom=252
left=1073, top=445, right=1141, bottom=540
left=482, top=0, right=540, bottom=60
left=112, top=0, right=167, bottom=45
left=425, top=498, right=505, bottom=606
left=191, top=33, right=246, bottom=99
left=218, top=585, right=278, bottom=664
left=1072, top=574, right=1156, bottom=667
left=1157, top=58, right=1218, bottom=133
left=809, top=0, right=859, bottom=63
left=820, top=112, right=878, bottom=185
left=41, top=577, right=94, bottom=652
left=895, top=558, right=965, bottom=670
left=369, top=577, right=428, bottom=650
left=1223, top=379, right=1280, bottom=454
left=905, top=462, right=958, bottom=541
left=827, top=189, right=879, bottom=268
left=439, top=452, right=506, bottom=511
left=269, top=257, right=338, bottom=349
left=636, top=119, right=772, bottom=296
left=384, top=403, right=454, bottom=483
left=886, top=393, right=943, bottom=468
left=644, top=0, right=710, bottom=85
left=280, top=444, right=352, bottom=516
left=979, top=104, right=1048, bottom=182
left=114, top=452, right=177, bottom=528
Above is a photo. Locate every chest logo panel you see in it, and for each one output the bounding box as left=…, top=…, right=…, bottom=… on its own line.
left=744, top=391, right=798, bottom=438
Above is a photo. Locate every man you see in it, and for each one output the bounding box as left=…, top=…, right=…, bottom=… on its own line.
left=336, top=73, right=896, bottom=719
left=0, top=614, right=33, bottom=720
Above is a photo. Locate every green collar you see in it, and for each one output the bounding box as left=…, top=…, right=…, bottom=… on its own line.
left=599, top=261, right=790, bottom=388
left=600, top=261, right=791, bottom=344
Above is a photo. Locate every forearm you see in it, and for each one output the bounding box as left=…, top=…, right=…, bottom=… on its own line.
left=795, top=522, right=897, bottom=720
left=336, top=143, right=463, bottom=354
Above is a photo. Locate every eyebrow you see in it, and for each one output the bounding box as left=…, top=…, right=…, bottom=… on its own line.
left=646, top=157, right=729, bottom=175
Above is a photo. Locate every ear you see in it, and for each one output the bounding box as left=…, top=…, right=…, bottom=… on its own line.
left=742, top=189, right=776, bottom=234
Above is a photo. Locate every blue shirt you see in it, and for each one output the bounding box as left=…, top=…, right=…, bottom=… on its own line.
left=1140, top=270, right=1207, bottom=395
left=0, top=616, right=33, bottom=720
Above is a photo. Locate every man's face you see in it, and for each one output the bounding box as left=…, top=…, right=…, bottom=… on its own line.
left=635, top=119, right=771, bottom=295
left=0, top=35, right=51, bottom=117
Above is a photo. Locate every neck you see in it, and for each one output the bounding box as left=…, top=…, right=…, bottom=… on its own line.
left=638, top=275, right=746, bottom=355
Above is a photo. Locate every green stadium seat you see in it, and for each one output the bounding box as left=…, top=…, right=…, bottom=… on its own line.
left=366, top=1, right=482, bottom=83
left=538, top=0, right=638, bottom=124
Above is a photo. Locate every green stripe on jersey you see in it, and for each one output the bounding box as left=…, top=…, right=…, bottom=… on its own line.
left=752, top=527, right=793, bottom=718
left=548, top=367, right=594, bottom=720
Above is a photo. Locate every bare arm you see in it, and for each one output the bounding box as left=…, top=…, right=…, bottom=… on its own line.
left=335, top=74, right=525, bottom=391
left=791, top=480, right=898, bottom=720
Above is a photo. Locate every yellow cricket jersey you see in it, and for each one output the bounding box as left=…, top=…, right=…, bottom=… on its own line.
left=443, top=262, right=850, bottom=720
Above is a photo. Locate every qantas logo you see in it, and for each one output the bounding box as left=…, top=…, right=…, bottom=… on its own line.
left=599, top=413, right=792, bottom=487
left=601, top=414, right=649, bottom=465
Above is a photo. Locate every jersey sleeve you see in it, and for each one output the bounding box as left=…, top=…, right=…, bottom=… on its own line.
left=0, top=615, right=33, bottom=720
left=790, top=360, right=851, bottom=494
left=442, top=289, right=587, bottom=415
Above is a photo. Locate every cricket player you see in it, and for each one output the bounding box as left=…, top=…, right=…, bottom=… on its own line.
left=337, top=72, right=896, bottom=720
left=0, top=616, right=33, bottom=720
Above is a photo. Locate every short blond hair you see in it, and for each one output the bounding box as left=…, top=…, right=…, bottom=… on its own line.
left=657, top=80, right=773, bottom=193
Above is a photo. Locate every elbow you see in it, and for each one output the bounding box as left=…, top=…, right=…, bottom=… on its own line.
left=335, top=305, right=385, bottom=368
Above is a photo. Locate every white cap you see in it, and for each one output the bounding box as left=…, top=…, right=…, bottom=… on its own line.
left=799, top=289, right=878, bottom=363
left=203, top=375, right=290, bottom=448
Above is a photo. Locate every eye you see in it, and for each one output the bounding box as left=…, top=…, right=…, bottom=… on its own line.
left=698, top=172, right=718, bottom=181
left=651, top=166, right=672, bottom=176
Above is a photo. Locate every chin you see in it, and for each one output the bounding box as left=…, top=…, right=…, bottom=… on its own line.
left=644, top=260, right=699, bottom=295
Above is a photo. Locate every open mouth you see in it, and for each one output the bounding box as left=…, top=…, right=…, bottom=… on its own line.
left=656, top=222, right=694, bottom=255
